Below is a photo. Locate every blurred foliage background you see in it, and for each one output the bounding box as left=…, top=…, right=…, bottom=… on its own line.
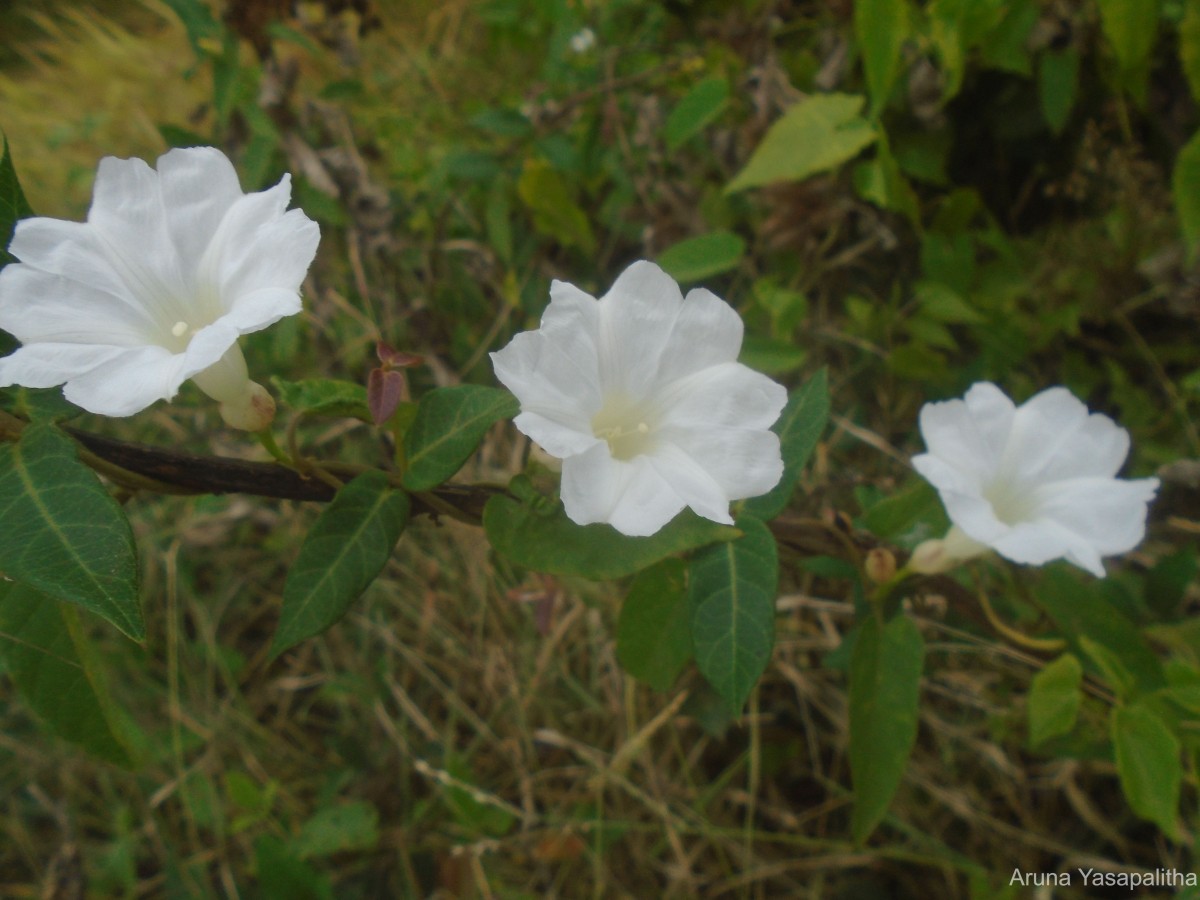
left=1, top=0, right=1199, bottom=897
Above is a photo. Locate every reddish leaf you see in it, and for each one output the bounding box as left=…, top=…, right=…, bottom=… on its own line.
left=376, top=341, right=423, bottom=369
left=367, top=368, right=406, bottom=425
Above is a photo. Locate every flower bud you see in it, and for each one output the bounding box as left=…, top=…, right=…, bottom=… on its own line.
left=217, top=380, right=276, bottom=431
left=909, top=538, right=952, bottom=575
left=864, top=547, right=897, bottom=583
left=909, top=526, right=988, bottom=575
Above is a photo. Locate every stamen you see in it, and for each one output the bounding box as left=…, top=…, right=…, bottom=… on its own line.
left=171, top=320, right=189, bottom=338
left=597, top=423, right=649, bottom=441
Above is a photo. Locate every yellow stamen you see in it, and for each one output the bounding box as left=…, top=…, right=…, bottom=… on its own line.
left=171, top=320, right=189, bottom=338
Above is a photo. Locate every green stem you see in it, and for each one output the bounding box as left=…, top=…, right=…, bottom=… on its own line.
left=867, top=564, right=913, bottom=617
left=256, top=428, right=292, bottom=466
left=977, top=587, right=1066, bottom=654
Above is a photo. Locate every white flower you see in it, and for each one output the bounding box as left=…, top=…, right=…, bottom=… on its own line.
left=568, top=27, right=596, bottom=53
left=0, top=147, right=319, bottom=430
left=491, top=260, right=787, bottom=537
left=910, top=382, right=1159, bottom=577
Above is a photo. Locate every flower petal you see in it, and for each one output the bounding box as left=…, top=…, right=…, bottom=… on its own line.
left=216, top=287, right=303, bottom=335
left=180, top=322, right=245, bottom=384
left=87, top=155, right=190, bottom=321
left=512, top=410, right=601, bottom=458
left=560, top=443, right=624, bottom=525
left=988, top=518, right=1106, bottom=577
left=596, top=260, right=683, bottom=397
left=606, top=456, right=688, bottom=536
left=658, top=362, right=787, bottom=431
left=208, top=190, right=320, bottom=308
left=548, top=278, right=600, bottom=315
left=659, top=425, right=782, bottom=501
left=1004, top=388, right=1130, bottom=484
left=0, top=262, right=156, bottom=345
left=1032, top=476, right=1160, bottom=557
left=918, top=382, right=1015, bottom=484
left=62, top=345, right=190, bottom=416
left=646, top=441, right=733, bottom=524
left=9, top=218, right=153, bottom=320
left=0, top=342, right=131, bottom=389
left=654, top=287, right=744, bottom=386
left=560, top=443, right=686, bottom=536
left=157, top=147, right=245, bottom=277
left=491, top=328, right=602, bottom=426
left=935, top=485, right=1011, bottom=545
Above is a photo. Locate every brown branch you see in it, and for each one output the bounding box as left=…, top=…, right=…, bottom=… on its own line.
left=58, top=427, right=502, bottom=521
left=67, top=428, right=337, bottom=501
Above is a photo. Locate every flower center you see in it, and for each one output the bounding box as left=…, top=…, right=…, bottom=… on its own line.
left=983, top=480, right=1037, bottom=526
left=592, top=396, right=657, bottom=461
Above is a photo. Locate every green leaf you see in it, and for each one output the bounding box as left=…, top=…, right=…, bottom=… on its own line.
left=743, top=368, right=829, bottom=521
left=1174, top=129, right=1200, bottom=256
left=270, top=376, right=370, bottom=420
left=0, top=136, right=32, bottom=355
left=1027, top=654, right=1082, bottom=746
left=726, top=93, right=877, bottom=192
left=616, top=559, right=692, bottom=691
left=159, top=0, right=222, bottom=56
left=1039, top=46, right=1079, bottom=134
left=849, top=613, right=924, bottom=844
left=737, top=336, right=807, bottom=376
left=290, top=802, right=380, bottom=859
left=484, top=493, right=739, bottom=581
left=927, top=0, right=968, bottom=104
left=254, top=836, right=334, bottom=900
left=1146, top=617, right=1200, bottom=669
left=753, top=280, right=808, bottom=334
left=855, top=0, right=909, bottom=117
left=1182, top=0, right=1200, bottom=104
left=688, top=516, right=778, bottom=713
left=915, top=281, right=986, bottom=323
left=0, top=135, right=33, bottom=266
left=1112, top=701, right=1181, bottom=839
left=1096, top=0, right=1159, bottom=106
left=1078, top=635, right=1136, bottom=699
left=858, top=478, right=949, bottom=549
left=0, top=386, right=83, bottom=422
left=853, top=136, right=920, bottom=224
left=1144, top=548, right=1197, bottom=617
left=517, top=158, right=596, bottom=254
left=976, top=0, right=1038, bottom=76
left=443, top=754, right=517, bottom=837
left=485, top=181, right=513, bottom=265
left=664, top=76, right=730, bottom=150
left=1035, top=567, right=1164, bottom=692
left=402, top=385, right=519, bottom=491
left=0, top=581, right=139, bottom=766
left=271, top=472, right=410, bottom=656
left=470, top=107, right=533, bottom=138
left=0, top=424, right=143, bottom=639
left=656, top=231, right=745, bottom=283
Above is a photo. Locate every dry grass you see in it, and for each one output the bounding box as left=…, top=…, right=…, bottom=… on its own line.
left=0, top=1, right=205, bottom=216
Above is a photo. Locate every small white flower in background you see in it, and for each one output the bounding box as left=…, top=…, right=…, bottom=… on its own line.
left=910, top=382, right=1159, bottom=577
left=0, top=147, right=320, bottom=430
left=568, top=27, right=596, bottom=54
left=491, top=260, right=787, bottom=537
